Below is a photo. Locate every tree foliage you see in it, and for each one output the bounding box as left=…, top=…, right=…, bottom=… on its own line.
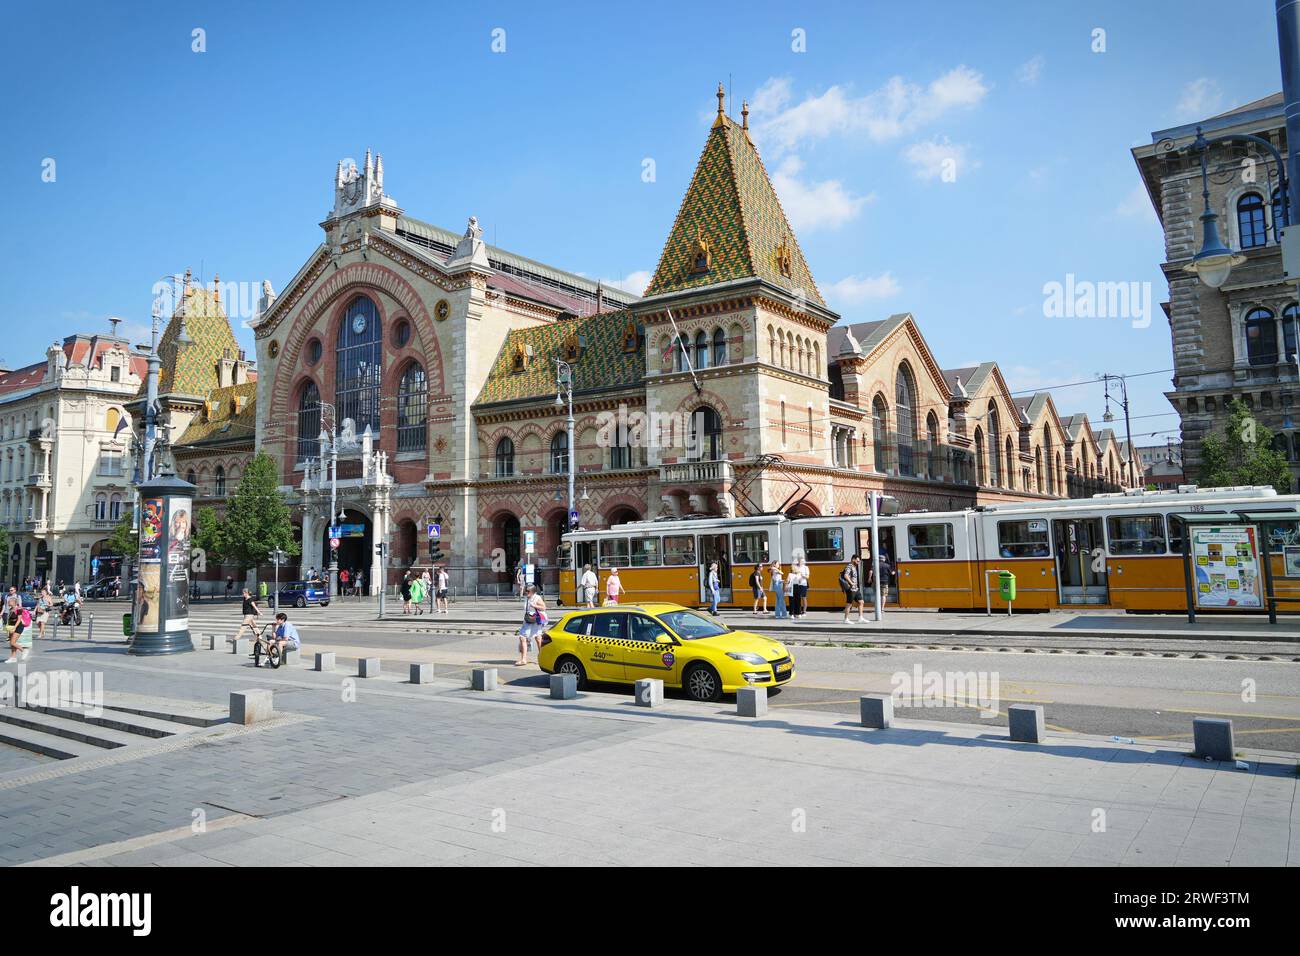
left=106, top=513, right=135, bottom=557
left=215, top=452, right=298, bottom=571
left=1198, top=398, right=1293, bottom=494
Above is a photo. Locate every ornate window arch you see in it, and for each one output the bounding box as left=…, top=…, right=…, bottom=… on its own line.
left=336, top=295, right=382, bottom=434
left=987, top=403, right=1001, bottom=486
left=1238, top=192, right=1268, bottom=249
left=872, top=393, right=890, bottom=473
left=712, top=327, right=727, bottom=367
left=693, top=330, right=710, bottom=370
left=895, top=364, right=917, bottom=477
left=550, top=430, right=569, bottom=474
left=494, top=437, right=515, bottom=477
left=690, top=405, right=723, bottom=461
left=1245, top=307, right=1279, bottom=366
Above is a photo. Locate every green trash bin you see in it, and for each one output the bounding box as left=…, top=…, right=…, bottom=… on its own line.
left=998, top=571, right=1017, bottom=602
left=258, top=581, right=268, bottom=599
left=122, top=613, right=133, bottom=637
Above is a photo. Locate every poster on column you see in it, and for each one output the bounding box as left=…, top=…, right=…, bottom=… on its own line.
left=165, top=496, right=191, bottom=630
left=137, top=563, right=161, bottom=632
left=139, top=497, right=164, bottom=561
left=1192, top=526, right=1262, bottom=609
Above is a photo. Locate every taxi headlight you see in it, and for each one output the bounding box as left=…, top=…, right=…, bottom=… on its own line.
left=727, top=652, right=766, bottom=665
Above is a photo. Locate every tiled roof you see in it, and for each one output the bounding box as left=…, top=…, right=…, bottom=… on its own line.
left=174, top=382, right=258, bottom=447
left=0, top=361, right=47, bottom=395
left=942, top=365, right=984, bottom=395
left=144, top=285, right=242, bottom=398
left=475, top=310, right=643, bottom=406
left=645, top=116, right=823, bottom=304
left=826, top=316, right=907, bottom=357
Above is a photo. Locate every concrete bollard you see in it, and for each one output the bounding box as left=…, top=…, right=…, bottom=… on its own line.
left=1008, top=704, right=1045, bottom=743
left=860, top=693, right=893, bottom=729
left=737, top=685, right=767, bottom=718
left=233, top=638, right=252, bottom=657
left=410, top=663, right=433, bottom=684
left=471, top=667, right=498, bottom=691
left=634, top=678, right=664, bottom=708
left=229, top=689, right=274, bottom=725
left=207, top=634, right=226, bottom=651
left=281, top=647, right=298, bottom=667
left=357, top=657, right=381, bottom=678
left=314, top=652, right=335, bottom=672
left=549, top=673, right=577, bottom=699
left=1193, top=717, right=1234, bottom=761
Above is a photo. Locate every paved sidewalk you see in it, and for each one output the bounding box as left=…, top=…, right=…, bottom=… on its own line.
left=2, top=641, right=1297, bottom=867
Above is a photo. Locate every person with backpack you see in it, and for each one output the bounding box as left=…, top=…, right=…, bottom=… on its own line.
left=840, top=554, right=867, bottom=624
left=750, top=563, right=767, bottom=615
left=5, top=601, right=32, bottom=663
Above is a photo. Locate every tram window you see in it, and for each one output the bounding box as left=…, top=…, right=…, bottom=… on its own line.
left=630, top=537, right=662, bottom=567
left=803, top=528, right=844, bottom=562
left=662, top=535, right=697, bottom=566
left=907, top=523, right=955, bottom=560
left=599, top=537, right=630, bottom=568
left=1107, top=515, right=1167, bottom=555
left=997, top=520, right=1050, bottom=558
left=733, top=531, right=770, bottom=564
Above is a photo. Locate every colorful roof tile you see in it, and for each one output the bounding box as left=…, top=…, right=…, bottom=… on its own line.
left=174, top=382, right=258, bottom=447
left=475, top=310, right=643, bottom=406
left=143, top=284, right=243, bottom=398
left=645, top=116, right=823, bottom=304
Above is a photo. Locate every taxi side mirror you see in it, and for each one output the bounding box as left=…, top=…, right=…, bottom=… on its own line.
left=654, top=633, right=674, bottom=644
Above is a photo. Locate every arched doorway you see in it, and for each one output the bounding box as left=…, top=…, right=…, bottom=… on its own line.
left=607, top=506, right=640, bottom=527
left=322, top=507, right=372, bottom=590
left=496, top=514, right=521, bottom=583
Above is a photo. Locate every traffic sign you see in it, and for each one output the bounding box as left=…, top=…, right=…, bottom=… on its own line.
left=427, top=523, right=441, bottom=539
left=329, top=537, right=341, bottom=550
left=524, top=530, right=535, bottom=554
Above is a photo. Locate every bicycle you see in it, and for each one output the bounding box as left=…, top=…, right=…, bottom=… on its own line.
left=251, top=623, right=284, bottom=669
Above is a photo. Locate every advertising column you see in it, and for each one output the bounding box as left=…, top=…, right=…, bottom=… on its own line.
left=129, top=474, right=196, bottom=655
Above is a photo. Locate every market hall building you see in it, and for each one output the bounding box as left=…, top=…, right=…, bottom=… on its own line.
left=247, top=88, right=1138, bottom=593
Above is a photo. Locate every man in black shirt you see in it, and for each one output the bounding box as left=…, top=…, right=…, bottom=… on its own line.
left=239, top=588, right=261, bottom=643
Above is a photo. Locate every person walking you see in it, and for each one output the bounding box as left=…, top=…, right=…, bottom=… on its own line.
left=34, top=585, right=51, bottom=640
left=604, top=568, right=625, bottom=606
left=514, top=562, right=526, bottom=598
left=409, top=571, right=425, bottom=614
left=399, top=573, right=413, bottom=614
left=706, top=561, right=721, bottom=616
left=420, top=567, right=433, bottom=612
left=238, top=588, right=261, bottom=643
left=339, top=568, right=349, bottom=596
left=750, top=563, right=767, bottom=615
left=579, top=563, right=598, bottom=609
left=516, top=584, right=547, bottom=666
left=790, top=554, right=809, bottom=619
left=225, top=576, right=234, bottom=602
left=354, top=568, right=365, bottom=599
left=435, top=565, right=450, bottom=613
left=5, top=602, right=32, bottom=663
left=841, top=554, right=867, bottom=624
left=770, top=561, right=788, bottom=619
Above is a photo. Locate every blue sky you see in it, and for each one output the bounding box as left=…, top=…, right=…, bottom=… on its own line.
left=0, top=0, right=1285, bottom=444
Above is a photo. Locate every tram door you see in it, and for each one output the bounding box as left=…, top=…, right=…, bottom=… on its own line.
left=698, top=534, right=732, bottom=604
left=1052, top=518, right=1108, bottom=604
left=856, top=527, right=899, bottom=604
left=573, top=541, right=596, bottom=604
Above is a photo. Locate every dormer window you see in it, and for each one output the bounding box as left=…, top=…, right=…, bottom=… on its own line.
left=561, top=331, right=585, bottom=363
left=775, top=237, right=793, bottom=278
left=510, top=346, right=528, bottom=374
left=689, top=224, right=711, bottom=275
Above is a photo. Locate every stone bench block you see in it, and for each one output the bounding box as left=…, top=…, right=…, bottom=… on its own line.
left=1193, top=717, right=1234, bottom=761
left=357, top=657, right=381, bottom=678
left=410, top=663, right=433, bottom=684
left=634, top=678, right=664, bottom=707
left=281, top=647, right=298, bottom=667
left=860, top=693, right=893, bottom=729
left=737, top=685, right=767, bottom=718
left=314, top=652, right=335, bottom=672
left=230, top=689, right=273, bottom=725
left=1008, top=703, right=1045, bottom=743
left=549, top=673, right=577, bottom=699
left=232, top=638, right=252, bottom=656
left=471, top=667, right=497, bottom=691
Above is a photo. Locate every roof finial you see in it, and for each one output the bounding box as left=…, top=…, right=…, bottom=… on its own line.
left=213, top=272, right=220, bottom=304
left=741, top=99, right=749, bottom=130
left=713, top=82, right=726, bottom=128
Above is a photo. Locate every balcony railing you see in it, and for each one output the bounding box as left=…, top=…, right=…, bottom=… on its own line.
left=26, top=472, right=51, bottom=489
left=660, top=459, right=734, bottom=484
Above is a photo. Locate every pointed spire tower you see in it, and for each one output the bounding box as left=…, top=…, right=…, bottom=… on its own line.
left=644, top=84, right=825, bottom=306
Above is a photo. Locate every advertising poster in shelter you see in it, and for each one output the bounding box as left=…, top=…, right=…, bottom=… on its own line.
left=1192, top=526, right=1262, bottom=609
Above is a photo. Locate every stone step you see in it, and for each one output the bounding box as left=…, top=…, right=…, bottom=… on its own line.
left=27, top=702, right=184, bottom=739
left=97, top=701, right=226, bottom=728
left=0, top=708, right=141, bottom=749
left=0, top=721, right=105, bottom=760
left=54, top=692, right=228, bottom=729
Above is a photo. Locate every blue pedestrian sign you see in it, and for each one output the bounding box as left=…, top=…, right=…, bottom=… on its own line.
left=427, top=523, right=441, bottom=539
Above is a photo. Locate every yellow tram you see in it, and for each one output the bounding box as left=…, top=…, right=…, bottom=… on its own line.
left=558, top=486, right=1300, bottom=613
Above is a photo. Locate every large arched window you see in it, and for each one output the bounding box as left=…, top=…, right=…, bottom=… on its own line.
left=397, top=363, right=427, bottom=453
left=550, top=431, right=569, bottom=474
left=336, top=295, right=382, bottom=434
left=872, top=394, right=890, bottom=473
left=215, top=465, right=226, bottom=497
left=1238, top=192, right=1268, bottom=249
left=1042, top=425, right=1055, bottom=494
left=987, top=405, right=1001, bottom=486
left=712, top=327, right=727, bottom=367
left=895, top=365, right=917, bottom=477
left=690, top=406, right=723, bottom=461
left=94, top=493, right=107, bottom=521
left=926, top=413, right=940, bottom=479
left=297, top=381, right=320, bottom=463
left=1245, top=307, right=1278, bottom=366
left=1005, top=436, right=1016, bottom=490
left=694, top=331, right=710, bottom=370
left=495, top=438, right=515, bottom=477
left=974, top=427, right=986, bottom=485
left=675, top=334, right=692, bottom=372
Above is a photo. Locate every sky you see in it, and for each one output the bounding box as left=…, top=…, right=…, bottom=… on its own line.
left=0, top=0, right=1287, bottom=447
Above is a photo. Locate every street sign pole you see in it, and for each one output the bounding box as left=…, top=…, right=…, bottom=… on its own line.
left=870, top=491, right=883, bottom=623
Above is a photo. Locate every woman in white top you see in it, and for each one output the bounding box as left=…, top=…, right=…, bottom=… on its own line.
left=789, top=555, right=810, bottom=619
left=770, top=561, right=787, bottom=619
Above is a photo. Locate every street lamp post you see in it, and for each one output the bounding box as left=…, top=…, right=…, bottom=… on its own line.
left=316, top=401, right=340, bottom=599
left=555, top=359, right=577, bottom=533
left=1101, top=373, right=1136, bottom=488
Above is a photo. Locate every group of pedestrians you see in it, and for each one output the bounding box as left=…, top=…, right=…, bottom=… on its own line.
left=400, top=566, right=451, bottom=615
left=577, top=564, right=625, bottom=608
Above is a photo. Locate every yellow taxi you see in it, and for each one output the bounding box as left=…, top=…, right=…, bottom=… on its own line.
left=537, top=602, right=795, bottom=702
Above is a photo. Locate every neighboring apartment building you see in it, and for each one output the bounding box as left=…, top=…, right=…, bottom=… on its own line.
left=1136, top=442, right=1186, bottom=490
left=243, top=89, right=1137, bottom=593
left=1133, top=92, right=1300, bottom=488
left=0, top=327, right=146, bottom=584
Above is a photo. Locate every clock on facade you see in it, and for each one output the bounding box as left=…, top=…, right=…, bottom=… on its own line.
left=352, top=312, right=367, bottom=335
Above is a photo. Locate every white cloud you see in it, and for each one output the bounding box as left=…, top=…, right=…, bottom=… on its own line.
left=600, top=270, right=652, bottom=296
left=1115, top=182, right=1155, bottom=220
left=1175, top=78, right=1224, bottom=120
left=750, top=66, right=990, bottom=153
left=901, top=138, right=974, bottom=181
left=771, top=156, right=873, bottom=231
left=825, top=273, right=902, bottom=305
left=1017, top=55, right=1044, bottom=86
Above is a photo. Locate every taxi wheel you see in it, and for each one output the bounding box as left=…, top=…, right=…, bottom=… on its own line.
left=555, top=656, right=588, bottom=690
left=684, top=663, right=722, bottom=703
